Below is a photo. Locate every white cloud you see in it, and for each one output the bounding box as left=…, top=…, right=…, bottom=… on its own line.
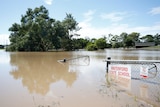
left=77, top=11, right=160, bottom=39
left=44, top=0, right=53, bottom=5
left=0, top=34, right=10, bottom=45
left=84, top=10, right=95, bottom=18
left=133, top=24, right=160, bottom=35
left=149, top=6, right=160, bottom=15
left=100, top=12, right=127, bottom=22
left=83, top=10, right=95, bottom=23
left=77, top=22, right=130, bottom=38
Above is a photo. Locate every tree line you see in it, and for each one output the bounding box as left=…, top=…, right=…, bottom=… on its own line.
left=7, top=6, right=160, bottom=51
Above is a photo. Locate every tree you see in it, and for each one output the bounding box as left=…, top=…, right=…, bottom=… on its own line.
left=86, top=43, right=97, bottom=51
left=110, top=35, right=121, bottom=48
left=124, top=36, right=133, bottom=48
left=95, top=37, right=107, bottom=49
left=78, top=38, right=89, bottom=49
left=72, top=38, right=89, bottom=50
left=7, top=6, right=80, bottom=51
left=140, top=34, right=154, bottom=42
left=129, top=32, right=140, bottom=42
left=154, top=33, right=160, bottom=45
left=52, top=21, right=66, bottom=50
left=119, top=32, right=128, bottom=47
left=124, top=32, right=140, bottom=47
left=8, top=6, right=55, bottom=51
left=61, top=13, right=80, bottom=51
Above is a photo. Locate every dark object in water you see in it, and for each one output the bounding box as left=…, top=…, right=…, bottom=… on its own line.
left=58, top=55, right=89, bottom=63
left=63, top=58, right=66, bottom=62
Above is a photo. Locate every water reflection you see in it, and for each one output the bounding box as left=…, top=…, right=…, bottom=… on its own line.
left=100, top=72, right=160, bottom=107
left=9, top=52, right=77, bottom=95
left=0, top=50, right=10, bottom=64
left=4, top=49, right=160, bottom=107
left=103, top=62, right=160, bottom=107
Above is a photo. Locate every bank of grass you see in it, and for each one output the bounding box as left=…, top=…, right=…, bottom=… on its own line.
left=141, top=46, right=160, bottom=50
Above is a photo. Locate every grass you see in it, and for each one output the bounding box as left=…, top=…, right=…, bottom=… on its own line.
left=140, top=46, right=160, bottom=50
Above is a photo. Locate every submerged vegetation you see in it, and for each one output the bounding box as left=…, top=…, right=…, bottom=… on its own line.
left=6, top=6, right=160, bottom=51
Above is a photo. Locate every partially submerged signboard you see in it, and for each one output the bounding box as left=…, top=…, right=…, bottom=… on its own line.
left=140, top=66, right=148, bottom=78
left=109, top=64, right=131, bottom=79
left=108, top=64, right=131, bottom=90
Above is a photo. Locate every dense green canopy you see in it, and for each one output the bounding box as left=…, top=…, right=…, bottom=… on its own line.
left=8, top=6, right=80, bottom=51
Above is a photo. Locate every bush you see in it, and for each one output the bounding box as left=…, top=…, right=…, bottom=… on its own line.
left=95, top=38, right=107, bottom=49
left=86, top=43, right=97, bottom=51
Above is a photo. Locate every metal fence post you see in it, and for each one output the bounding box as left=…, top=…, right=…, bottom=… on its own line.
left=106, top=57, right=111, bottom=73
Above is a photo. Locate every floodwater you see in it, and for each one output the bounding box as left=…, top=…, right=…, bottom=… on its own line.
left=0, top=49, right=160, bottom=107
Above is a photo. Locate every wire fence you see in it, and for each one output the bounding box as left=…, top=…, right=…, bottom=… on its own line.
left=58, top=55, right=90, bottom=66
left=104, top=58, right=160, bottom=107
left=106, top=59, right=160, bottom=80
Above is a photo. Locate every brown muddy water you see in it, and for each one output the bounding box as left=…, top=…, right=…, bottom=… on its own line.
left=0, top=49, right=160, bottom=107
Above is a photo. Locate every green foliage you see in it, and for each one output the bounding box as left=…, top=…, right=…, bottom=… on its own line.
left=52, top=21, right=66, bottom=50
left=72, top=38, right=89, bottom=50
left=60, top=13, right=80, bottom=51
left=95, top=38, right=107, bottom=49
left=123, top=32, right=139, bottom=48
left=140, top=35, right=154, bottom=42
left=124, top=36, right=133, bottom=48
left=62, top=13, right=79, bottom=32
left=79, top=38, right=90, bottom=48
left=154, top=33, right=160, bottom=45
left=86, top=43, right=97, bottom=51
left=109, top=35, right=121, bottom=48
left=8, top=6, right=80, bottom=51
left=8, top=6, right=53, bottom=51
left=108, top=32, right=140, bottom=48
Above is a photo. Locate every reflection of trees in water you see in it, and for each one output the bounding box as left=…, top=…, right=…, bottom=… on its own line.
left=9, top=53, right=77, bottom=95
left=98, top=73, right=120, bottom=99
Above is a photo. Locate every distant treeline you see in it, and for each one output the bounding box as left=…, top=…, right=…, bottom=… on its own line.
left=6, top=6, right=160, bottom=51
left=0, top=45, right=5, bottom=49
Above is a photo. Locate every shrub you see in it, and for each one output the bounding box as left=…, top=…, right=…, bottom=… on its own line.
left=86, top=43, right=97, bottom=51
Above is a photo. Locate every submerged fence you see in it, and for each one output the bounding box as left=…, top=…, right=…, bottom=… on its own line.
left=105, top=57, right=160, bottom=80
left=104, top=57, right=160, bottom=107
left=58, top=55, right=90, bottom=66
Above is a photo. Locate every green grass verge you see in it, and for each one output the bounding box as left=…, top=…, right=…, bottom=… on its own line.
left=141, top=46, right=160, bottom=49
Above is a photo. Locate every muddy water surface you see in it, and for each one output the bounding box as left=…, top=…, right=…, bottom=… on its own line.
left=0, top=49, right=160, bottom=107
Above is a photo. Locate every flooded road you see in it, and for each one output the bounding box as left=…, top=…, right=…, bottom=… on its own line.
left=0, top=49, right=160, bottom=107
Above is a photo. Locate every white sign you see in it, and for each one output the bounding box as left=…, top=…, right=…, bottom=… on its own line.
left=109, top=64, right=131, bottom=79
left=108, top=64, right=131, bottom=90
left=140, top=66, right=148, bottom=78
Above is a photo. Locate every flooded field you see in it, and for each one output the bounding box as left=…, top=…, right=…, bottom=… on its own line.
left=0, top=49, right=160, bottom=107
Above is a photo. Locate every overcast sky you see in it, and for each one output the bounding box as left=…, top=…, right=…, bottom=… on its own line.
left=0, top=0, right=160, bottom=44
